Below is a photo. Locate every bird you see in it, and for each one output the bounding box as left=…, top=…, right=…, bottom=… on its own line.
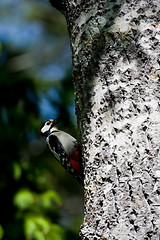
left=40, top=119, right=83, bottom=184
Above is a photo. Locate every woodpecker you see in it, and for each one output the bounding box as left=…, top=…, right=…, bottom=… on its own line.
left=40, top=119, right=83, bottom=184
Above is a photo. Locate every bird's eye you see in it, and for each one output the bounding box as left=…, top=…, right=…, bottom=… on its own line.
left=46, top=122, right=50, bottom=125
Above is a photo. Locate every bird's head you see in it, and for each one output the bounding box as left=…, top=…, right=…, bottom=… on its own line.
left=40, top=118, right=59, bottom=138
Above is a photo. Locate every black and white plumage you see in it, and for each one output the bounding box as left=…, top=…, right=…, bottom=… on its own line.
left=40, top=119, right=83, bottom=184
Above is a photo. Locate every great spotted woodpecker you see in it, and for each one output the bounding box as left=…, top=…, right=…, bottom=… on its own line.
left=40, top=119, right=83, bottom=184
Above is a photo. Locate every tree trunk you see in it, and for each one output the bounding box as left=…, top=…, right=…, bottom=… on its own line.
left=50, top=0, right=160, bottom=239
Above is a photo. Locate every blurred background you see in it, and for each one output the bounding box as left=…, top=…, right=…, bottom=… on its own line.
left=0, top=0, right=83, bottom=239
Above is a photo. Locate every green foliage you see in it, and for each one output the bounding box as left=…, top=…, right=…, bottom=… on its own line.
left=13, top=162, right=22, bottom=180
left=24, top=218, right=65, bottom=240
left=45, top=224, right=65, bottom=240
left=40, top=190, right=62, bottom=208
left=13, top=188, right=66, bottom=240
left=0, top=1, right=83, bottom=239
left=14, top=189, right=35, bottom=210
left=0, top=43, right=82, bottom=240
left=24, top=216, right=50, bottom=239
left=14, top=189, right=61, bottom=211
left=0, top=225, right=4, bottom=239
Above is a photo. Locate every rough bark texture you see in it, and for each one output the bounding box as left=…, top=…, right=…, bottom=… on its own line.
left=50, top=0, right=160, bottom=239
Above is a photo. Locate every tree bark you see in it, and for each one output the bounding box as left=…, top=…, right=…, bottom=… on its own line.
left=50, top=0, right=160, bottom=239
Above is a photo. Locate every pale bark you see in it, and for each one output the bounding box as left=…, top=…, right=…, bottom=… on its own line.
left=50, top=0, right=160, bottom=239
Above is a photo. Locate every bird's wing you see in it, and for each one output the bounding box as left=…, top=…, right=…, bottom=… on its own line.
left=47, top=134, right=75, bottom=174
left=47, top=134, right=83, bottom=184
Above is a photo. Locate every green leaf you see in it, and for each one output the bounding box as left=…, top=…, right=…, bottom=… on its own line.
left=35, top=217, right=50, bottom=233
left=34, top=230, right=45, bottom=240
left=14, top=189, right=34, bottom=209
left=24, top=217, right=37, bottom=238
left=24, top=216, right=50, bottom=239
left=41, top=190, right=62, bottom=209
left=46, top=224, right=65, bottom=240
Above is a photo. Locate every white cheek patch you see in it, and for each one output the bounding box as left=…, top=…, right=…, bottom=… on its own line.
left=41, top=124, right=50, bottom=133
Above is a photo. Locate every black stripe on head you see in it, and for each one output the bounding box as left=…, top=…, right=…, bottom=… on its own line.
left=40, top=120, right=52, bottom=138
left=40, top=121, right=46, bottom=129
